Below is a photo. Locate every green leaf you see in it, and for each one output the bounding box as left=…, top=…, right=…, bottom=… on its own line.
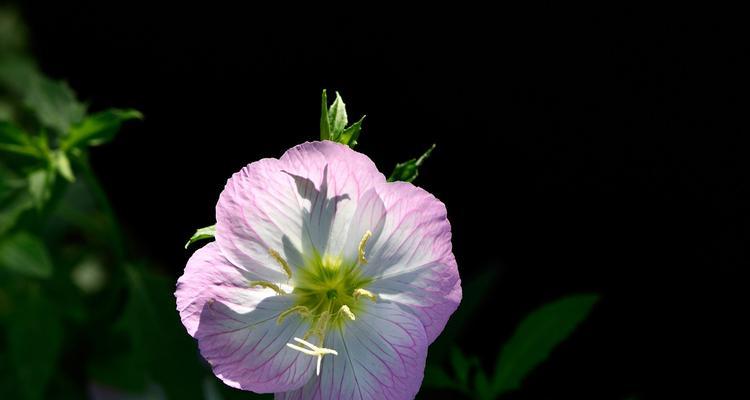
left=450, top=347, right=471, bottom=388
left=491, top=294, right=600, bottom=396
left=0, top=55, right=85, bottom=135
left=0, top=231, right=54, bottom=278
left=319, top=90, right=365, bottom=147
left=327, top=91, right=348, bottom=139
left=0, top=122, right=26, bottom=143
left=0, top=188, right=32, bottom=235
left=387, top=143, right=436, bottom=183
left=185, top=224, right=216, bottom=249
left=0, top=162, right=33, bottom=234
left=24, top=78, right=86, bottom=135
left=27, top=168, right=53, bottom=209
left=338, top=115, right=365, bottom=147
left=53, top=150, right=74, bottom=181
left=117, top=265, right=207, bottom=399
left=0, top=55, right=36, bottom=93
left=319, top=89, right=330, bottom=140
left=8, top=293, right=63, bottom=400
left=0, top=6, right=29, bottom=53
left=422, top=364, right=461, bottom=391
left=63, top=108, right=142, bottom=149
left=0, top=122, right=41, bottom=159
left=474, top=368, right=493, bottom=400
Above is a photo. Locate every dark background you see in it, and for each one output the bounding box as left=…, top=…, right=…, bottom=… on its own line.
left=16, top=3, right=745, bottom=398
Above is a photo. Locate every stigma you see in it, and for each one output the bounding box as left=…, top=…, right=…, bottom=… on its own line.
left=286, top=337, right=338, bottom=376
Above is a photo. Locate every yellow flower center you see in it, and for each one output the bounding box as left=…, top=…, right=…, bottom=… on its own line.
left=250, top=230, right=378, bottom=376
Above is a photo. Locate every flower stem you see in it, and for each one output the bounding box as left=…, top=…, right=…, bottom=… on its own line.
left=74, top=153, right=126, bottom=262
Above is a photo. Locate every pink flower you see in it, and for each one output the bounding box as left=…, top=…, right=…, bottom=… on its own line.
left=176, top=141, right=461, bottom=399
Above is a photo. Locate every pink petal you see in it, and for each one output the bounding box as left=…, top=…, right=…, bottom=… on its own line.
left=215, top=141, right=385, bottom=279
left=364, top=182, right=462, bottom=343
left=341, top=188, right=387, bottom=264
left=276, top=302, right=428, bottom=400
left=176, top=243, right=315, bottom=392
left=176, top=242, right=275, bottom=336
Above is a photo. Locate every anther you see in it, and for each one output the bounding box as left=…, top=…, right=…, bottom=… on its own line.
left=353, top=288, right=377, bottom=302
left=339, top=305, right=356, bottom=320
left=358, top=230, right=373, bottom=265
left=268, top=249, right=293, bottom=279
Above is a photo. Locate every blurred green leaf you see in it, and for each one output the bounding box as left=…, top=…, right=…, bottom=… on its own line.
left=117, top=265, right=206, bottom=399
left=490, top=294, right=600, bottom=396
left=0, top=122, right=25, bottom=142
left=0, top=6, right=28, bottom=53
left=0, top=231, right=53, bottom=278
left=53, top=150, right=75, bottom=181
left=422, top=364, right=461, bottom=392
left=63, top=108, right=142, bottom=150
left=474, top=368, right=492, bottom=400
left=27, top=168, right=53, bottom=209
left=0, top=55, right=86, bottom=135
left=185, top=224, right=216, bottom=249
left=0, top=122, right=42, bottom=158
left=0, top=188, right=32, bottom=234
left=387, top=143, right=435, bottom=183
left=0, top=56, right=36, bottom=92
left=0, top=163, right=33, bottom=234
left=8, top=292, right=63, bottom=400
left=429, top=267, right=498, bottom=363
left=450, top=347, right=471, bottom=389
left=24, top=78, right=86, bottom=135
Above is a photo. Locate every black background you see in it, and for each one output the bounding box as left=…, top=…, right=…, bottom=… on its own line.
left=17, top=3, right=745, bottom=399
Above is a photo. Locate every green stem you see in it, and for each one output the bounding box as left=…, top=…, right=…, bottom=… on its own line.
left=74, top=152, right=126, bottom=262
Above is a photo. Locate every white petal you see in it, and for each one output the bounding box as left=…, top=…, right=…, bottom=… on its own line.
left=276, top=302, right=428, bottom=400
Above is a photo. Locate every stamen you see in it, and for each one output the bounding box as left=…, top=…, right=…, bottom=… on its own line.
left=277, top=305, right=311, bottom=324
left=268, top=249, right=293, bottom=279
left=286, top=337, right=338, bottom=376
left=358, top=230, right=373, bottom=265
left=305, top=310, right=331, bottom=340
left=249, top=280, right=286, bottom=295
left=353, top=288, right=377, bottom=302
left=339, top=305, right=356, bottom=320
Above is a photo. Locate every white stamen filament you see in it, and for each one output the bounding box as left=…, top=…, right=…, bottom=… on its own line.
left=286, top=337, right=338, bottom=376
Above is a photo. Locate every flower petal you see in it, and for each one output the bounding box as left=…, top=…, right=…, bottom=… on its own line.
left=176, top=243, right=316, bottom=392
left=278, top=141, right=386, bottom=257
left=342, top=187, right=387, bottom=265
left=276, top=302, right=427, bottom=400
left=195, top=294, right=317, bottom=393
left=365, top=182, right=461, bottom=343
left=215, top=141, right=385, bottom=280
left=176, top=242, right=276, bottom=336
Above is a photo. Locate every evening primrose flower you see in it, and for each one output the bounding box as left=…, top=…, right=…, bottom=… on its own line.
left=176, top=141, right=461, bottom=399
